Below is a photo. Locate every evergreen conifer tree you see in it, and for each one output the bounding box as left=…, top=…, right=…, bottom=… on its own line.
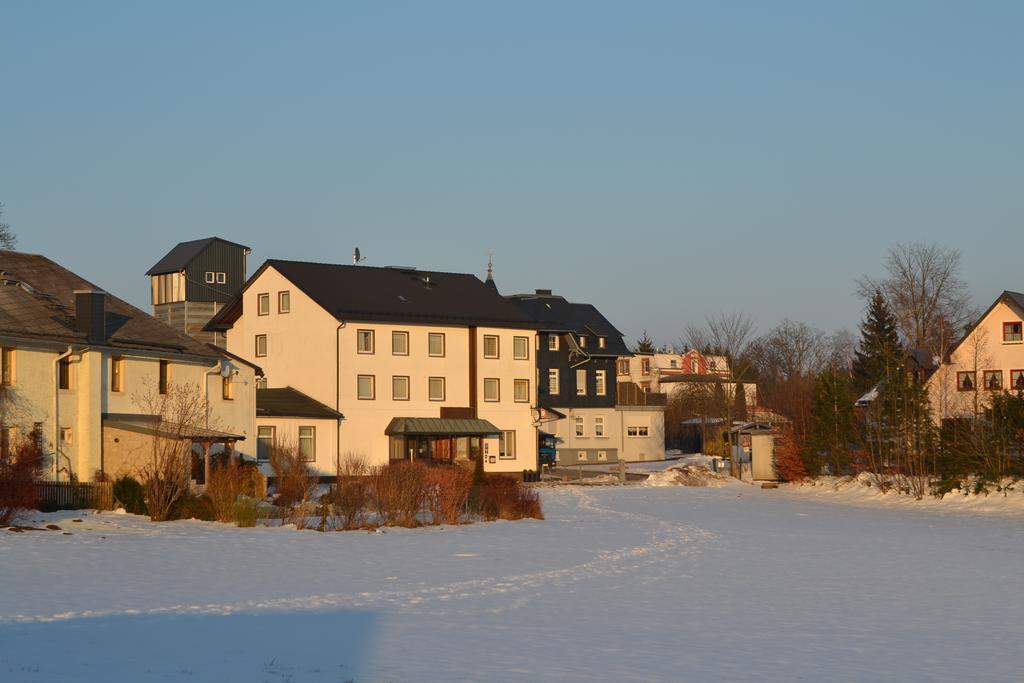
left=806, top=368, right=856, bottom=476
left=852, top=290, right=903, bottom=393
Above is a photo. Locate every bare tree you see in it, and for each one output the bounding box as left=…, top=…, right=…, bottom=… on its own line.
left=685, top=313, right=756, bottom=476
left=858, top=243, right=974, bottom=356
left=748, top=319, right=829, bottom=382
left=134, top=382, right=212, bottom=521
left=0, top=203, right=15, bottom=250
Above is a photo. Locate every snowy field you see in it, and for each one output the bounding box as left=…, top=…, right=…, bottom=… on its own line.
left=2, top=484, right=1022, bottom=682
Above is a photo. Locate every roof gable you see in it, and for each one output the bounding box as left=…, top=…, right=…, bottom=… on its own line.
left=941, top=290, right=1024, bottom=362
left=505, top=293, right=630, bottom=356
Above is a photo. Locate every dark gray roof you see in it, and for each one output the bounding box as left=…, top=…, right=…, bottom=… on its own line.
left=0, top=250, right=221, bottom=358
left=384, top=417, right=502, bottom=436
left=505, top=293, right=630, bottom=356
left=103, top=414, right=245, bottom=441
left=146, top=237, right=250, bottom=276
left=257, top=387, right=343, bottom=420
left=211, top=260, right=538, bottom=329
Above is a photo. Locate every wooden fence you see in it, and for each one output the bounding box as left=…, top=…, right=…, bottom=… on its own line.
left=35, top=481, right=114, bottom=512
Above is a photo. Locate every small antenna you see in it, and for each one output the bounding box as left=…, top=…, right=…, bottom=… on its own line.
left=353, top=247, right=366, bottom=265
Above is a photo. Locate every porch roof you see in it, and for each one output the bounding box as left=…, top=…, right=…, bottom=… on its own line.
left=385, top=417, right=502, bottom=437
left=103, top=413, right=246, bottom=442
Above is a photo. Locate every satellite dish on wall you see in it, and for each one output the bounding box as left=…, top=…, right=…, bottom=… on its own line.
left=353, top=247, right=366, bottom=265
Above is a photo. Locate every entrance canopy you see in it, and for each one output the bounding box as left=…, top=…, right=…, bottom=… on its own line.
left=385, top=417, right=501, bottom=437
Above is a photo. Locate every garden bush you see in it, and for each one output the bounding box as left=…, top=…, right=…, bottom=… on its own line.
left=112, top=475, right=148, bottom=516
left=269, top=444, right=316, bottom=507
left=372, top=461, right=427, bottom=526
left=231, top=496, right=259, bottom=527
left=170, top=493, right=216, bottom=521
left=473, top=475, right=543, bottom=521
left=425, top=464, right=472, bottom=525
left=333, top=455, right=371, bottom=530
left=0, top=438, right=42, bottom=525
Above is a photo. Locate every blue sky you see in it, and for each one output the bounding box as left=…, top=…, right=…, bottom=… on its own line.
left=2, top=1, right=1021, bottom=347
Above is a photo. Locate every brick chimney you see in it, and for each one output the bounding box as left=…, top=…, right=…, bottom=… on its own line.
left=74, top=290, right=107, bottom=344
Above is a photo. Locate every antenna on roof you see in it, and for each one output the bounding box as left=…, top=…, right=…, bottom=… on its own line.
left=353, top=247, right=367, bottom=265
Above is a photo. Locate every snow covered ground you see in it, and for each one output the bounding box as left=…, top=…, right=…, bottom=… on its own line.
left=2, top=485, right=1022, bottom=682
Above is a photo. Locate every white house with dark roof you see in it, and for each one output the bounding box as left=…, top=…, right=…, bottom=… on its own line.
left=0, top=250, right=259, bottom=483
left=926, top=290, right=1024, bottom=422
left=256, top=386, right=343, bottom=478
left=207, top=259, right=540, bottom=474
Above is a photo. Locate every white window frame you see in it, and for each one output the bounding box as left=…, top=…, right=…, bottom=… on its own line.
left=594, top=416, right=605, bottom=437
left=205, top=271, right=215, bottom=284
left=278, top=291, right=290, bottom=314
left=392, top=331, right=409, bottom=356
left=596, top=370, right=606, bottom=396
left=598, top=337, right=607, bottom=349
left=499, top=430, right=516, bottom=460
left=483, top=377, right=500, bottom=402
left=549, top=334, right=560, bottom=351
left=392, top=375, right=410, bottom=401
left=575, top=416, right=585, bottom=437
left=216, top=272, right=227, bottom=284
left=298, top=426, right=316, bottom=462
left=514, top=379, right=530, bottom=403
left=428, top=333, right=445, bottom=357
left=627, top=426, right=650, bottom=438
left=257, top=425, right=275, bottom=462
left=357, top=329, right=374, bottom=354
left=549, top=368, right=560, bottom=395
left=357, top=374, right=376, bottom=400
left=576, top=368, right=587, bottom=396
left=513, top=336, right=529, bottom=360
left=428, top=376, right=446, bottom=401
left=255, top=334, right=267, bottom=358
left=483, top=335, right=500, bottom=359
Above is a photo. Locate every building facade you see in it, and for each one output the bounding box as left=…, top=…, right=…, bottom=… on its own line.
left=207, top=260, right=540, bottom=474
left=0, top=251, right=258, bottom=482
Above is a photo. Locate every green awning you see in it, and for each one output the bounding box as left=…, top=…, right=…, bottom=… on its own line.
left=384, top=417, right=502, bottom=437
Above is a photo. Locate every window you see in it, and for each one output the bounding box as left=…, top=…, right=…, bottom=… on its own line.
left=483, top=335, right=499, bottom=359
left=357, top=329, right=374, bottom=354
left=984, top=370, right=1003, bottom=391
left=709, top=360, right=718, bottom=371
left=428, top=333, right=445, bottom=357
left=298, top=426, right=315, bottom=462
left=216, top=272, right=226, bottom=284
left=598, top=337, right=607, bottom=349
left=627, top=426, right=650, bottom=437
left=617, top=359, right=630, bottom=376
left=577, top=451, right=587, bottom=461
left=1004, top=322, right=1023, bottom=343
left=670, top=359, right=677, bottom=368
left=548, top=368, right=560, bottom=395
left=594, top=416, right=605, bottom=437
left=392, top=375, right=410, bottom=400
left=429, top=377, right=446, bottom=401
left=278, top=291, right=290, bottom=314
left=499, top=430, right=516, bottom=459
left=392, top=331, right=409, bottom=356
left=205, top=271, right=215, bottom=284
left=357, top=375, right=375, bottom=400
left=60, top=427, right=72, bottom=445
left=575, top=416, right=585, bottom=437
left=255, top=335, right=267, bottom=358
left=641, top=358, right=651, bottom=375
left=576, top=369, right=587, bottom=396
left=111, top=357, right=123, bottom=392
left=257, top=293, right=270, bottom=316
left=549, top=334, right=560, bottom=351
left=1012, top=370, right=1024, bottom=393
left=579, top=335, right=587, bottom=348
left=222, top=375, right=234, bottom=400
left=158, top=359, right=169, bottom=394
left=514, top=379, right=530, bottom=403
left=595, top=370, right=606, bottom=396
left=256, top=377, right=268, bottom=389
left=257, top=426, right=275, bottom=462
left=1, top=347, right=15, bottom=386
left=513, top=336, right=529, bottom=360
left=691, top=358, right=699, bottom=373
left=597, top=451, right=607, bottom=461
left=484, top=378, right=500, bottom=402
left=152, top=272, right=186, bottom=305
left=957, top=371, right=976, bottom=392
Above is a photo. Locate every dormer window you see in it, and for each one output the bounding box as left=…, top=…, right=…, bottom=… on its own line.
left=205, top=272, right=215, bottom=284
left=579, top=335, right=587, bottom=348
left=1003, top=322, right=1022, bottom=342
left=549, top=334, right=560, bottom=351
left=216, top=272, right=226, bottom=284
left=598, top=337, right=606, bottom=349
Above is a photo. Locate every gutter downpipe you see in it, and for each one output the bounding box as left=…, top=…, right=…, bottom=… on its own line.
left=52, top=347, right=75, bottom=481
left=202, top=360, right=225, bottom=485
left=336, top=322, right=345, bottom=473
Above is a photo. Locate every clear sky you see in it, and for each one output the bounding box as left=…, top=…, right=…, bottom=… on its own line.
left=2, top=1, right=1021, bottom=347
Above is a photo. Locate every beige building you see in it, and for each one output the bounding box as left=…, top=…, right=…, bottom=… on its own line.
left=0, top=251, right=258, bottom=482
left=926, top=291, right=1024, bottom=422
left=207, top=260, right=541, bottom=474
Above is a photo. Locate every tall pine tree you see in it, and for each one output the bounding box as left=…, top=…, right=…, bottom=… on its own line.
left=852, top=290, right=903, bottom=393
left=806, top=368, right=856, bottom=476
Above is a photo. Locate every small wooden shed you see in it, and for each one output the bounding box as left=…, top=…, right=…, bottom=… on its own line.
left=729, top=422, right=778, bottom=482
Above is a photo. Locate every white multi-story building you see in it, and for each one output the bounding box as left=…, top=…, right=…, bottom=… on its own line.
left=207, top=260, right=540, bottom=476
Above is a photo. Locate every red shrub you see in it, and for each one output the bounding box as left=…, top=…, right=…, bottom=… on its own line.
left=474, top=475, right=543, bottom=521
left=425, top=464, right=473, bottom=525
left=0, top=439, right=43, bottom=525
left=773, top=426, right=809, bottom=482
left=372, top=461, right=427, bottom=526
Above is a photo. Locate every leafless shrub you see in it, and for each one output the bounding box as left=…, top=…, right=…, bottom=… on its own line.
left=206, top=458, right=260, bottom=522
left=269, top=442, right=316, bottom=507
left=425, top=464, right=473, bottom=525
left=474, top=475, right=543, bottom=521
left=332, top=453, right=371, bottom=530
left=372, top=461, right=427, bottom=527
left=0, top=436, right=43, bottom=525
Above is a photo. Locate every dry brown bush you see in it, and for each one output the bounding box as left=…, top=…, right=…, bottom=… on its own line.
left=269, top=443, right=316, bottom=507
left=425, top=464, right=473, bottom=525
left=206, top=457, right=260, bottom=522
left=372, top=461, right=427, bottom=526
left=332, top=453, right=371, bottom=530
left=474, top=475, right=543, bottom=521
left=773, top=425, right=809, bottom=482
left=0, top=437, right=43, bottom=525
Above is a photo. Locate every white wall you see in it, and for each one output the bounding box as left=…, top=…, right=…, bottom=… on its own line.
left=255, top=416, right=339, bottom=478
